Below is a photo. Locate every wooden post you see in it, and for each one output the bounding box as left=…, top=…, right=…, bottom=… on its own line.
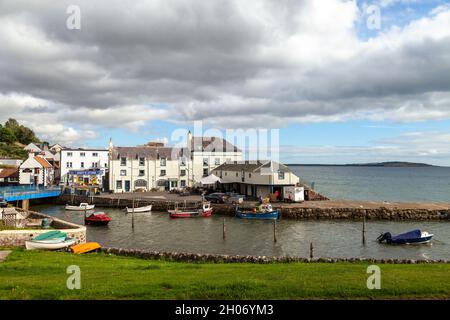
left=362, top=213, right=366, bottom=245
left=132, top=197, right=135, bottom=230
left=223, top=218, right=226, bottom=240
left=273, top=220, right=277, bottom=243
left=310, top=242, right=314, bottom=259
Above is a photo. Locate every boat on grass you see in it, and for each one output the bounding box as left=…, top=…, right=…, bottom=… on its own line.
left=26, top=232, right=76, bottom=250
left=125, top=204, right=152, bottom=213
left=235, top=203, right=280, bottom=220
left=65, top=203, right=95, bottom=211
left=32, top=230, right=66, bottom=241
left=85, top=212, right=112, bottom=226
left=169, top=202, right=212, bottom=218
left=71, top=242, right=101, bottom=254
left=377, top=229, right=433, bottom=245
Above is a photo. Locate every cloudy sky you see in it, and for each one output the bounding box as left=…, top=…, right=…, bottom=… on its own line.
left=1, top=0, right=450, bottom=165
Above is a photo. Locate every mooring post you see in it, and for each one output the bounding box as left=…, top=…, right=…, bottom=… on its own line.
left=223, top=218, right=226, bottom=240
left=310, top=242, right=314, bottom=259
left=273, top=220, right=277, bottom=243
left=132, top=197, right=135, bottom=230
left=362, top=213, right=366, bottom=245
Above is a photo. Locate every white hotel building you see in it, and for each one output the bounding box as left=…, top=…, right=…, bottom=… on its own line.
left=60, top=148, right=109, bottom=188
left=109, top=132, right=242, bottom=192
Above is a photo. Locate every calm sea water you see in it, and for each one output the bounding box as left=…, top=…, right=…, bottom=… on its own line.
left=35, top=205, right=450, bottom=260
left=290, top=166, right=450, bottom=203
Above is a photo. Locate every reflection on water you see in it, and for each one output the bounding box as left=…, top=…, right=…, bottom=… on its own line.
left=35, top=205, right=450, bottom=260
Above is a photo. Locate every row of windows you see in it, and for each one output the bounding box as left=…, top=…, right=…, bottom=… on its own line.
left=66, top=152, right=100, bottom=157
left=118, top=157, right=230, bottom=167
left=215, top=170, right=285, bottom=180
left=66, top=162, right=107, bottom=168
left=119, top=169, right=187, bottom=177
left=116, top=180, right=186, bottom=189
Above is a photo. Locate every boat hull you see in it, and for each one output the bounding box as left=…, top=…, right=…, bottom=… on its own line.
left=65, top=204, right=95, bottom=211
left=71, top=242, right=101, bottom=254
left=126, top=205, right=152, bottom=213
left=387, top=236, right=433, bottom=245
left=170, top=208, right=212, bottom=218
left=235, top=210, right=280, bottom=220
left=26, top=238, right=76, bottom=250
left=85, top=213, right=112, bottom=226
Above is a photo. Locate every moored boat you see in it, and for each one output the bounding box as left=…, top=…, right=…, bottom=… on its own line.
left=169, top=202, right=212, bottom=218
left=71, top=242, right=102, bottom=254
left=85, top=212, right=112, bottom=226
left=377, top=229, right=433, bottom=245
left=65, top=203, right=95, bottom=211
left=25, top=238, right=76, bottom=250
left=125, top=204, right=152, bottom=213
left=235, top=203, right=280, bottom=220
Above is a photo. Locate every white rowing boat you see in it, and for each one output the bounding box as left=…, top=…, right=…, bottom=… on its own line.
left=125, top=204, right=152, bottom=213
left=65, top=203, right=95, bottom=211
left=25, top=238, right=76, bottom=250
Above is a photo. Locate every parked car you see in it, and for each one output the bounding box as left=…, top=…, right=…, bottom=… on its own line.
left=224, top=193, right=245, bottom=204
left=204, top=193, right=226, bottom=203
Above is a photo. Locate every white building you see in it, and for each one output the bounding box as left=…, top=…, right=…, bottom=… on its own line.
left=108, top=132, right=243, bottom=192
left=212, top=160, right=300, bottom=198
left=19, top=155, right=54, bottom=186
left=60, top=148, right=109, bottom=187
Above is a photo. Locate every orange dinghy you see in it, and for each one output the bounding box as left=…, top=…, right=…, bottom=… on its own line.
left=71, top=242, right=101, bottom=254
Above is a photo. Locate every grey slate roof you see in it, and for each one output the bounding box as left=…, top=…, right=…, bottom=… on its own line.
left=215, top=160, right=292, bottom=173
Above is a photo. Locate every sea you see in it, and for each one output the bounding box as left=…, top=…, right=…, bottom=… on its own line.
left=289, top=166, right=450, bottom=203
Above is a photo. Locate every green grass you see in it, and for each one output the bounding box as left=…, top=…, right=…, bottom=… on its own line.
left=0, top=250, right=449, bottom=299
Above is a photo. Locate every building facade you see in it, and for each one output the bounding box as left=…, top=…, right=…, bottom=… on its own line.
left=19, top=155, right=54, bottom=186
left=109, top=132, right=243, bottom=192
left=60, top=148, right=109, bottom=188
left=212, top=160, right=300, bottom=198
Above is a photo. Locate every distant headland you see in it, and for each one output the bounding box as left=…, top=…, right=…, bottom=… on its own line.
left=287, top=161, right=438, bottom=167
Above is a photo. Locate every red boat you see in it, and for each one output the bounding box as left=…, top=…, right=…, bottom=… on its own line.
left=85, top=212, right=112, bottom=226
left=169, top=202, right=212, bottom=219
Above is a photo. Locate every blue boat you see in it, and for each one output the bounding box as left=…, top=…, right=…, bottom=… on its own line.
left=235, top=208, right=280, bottom=220
left=377, top=229, right=433, bottom=245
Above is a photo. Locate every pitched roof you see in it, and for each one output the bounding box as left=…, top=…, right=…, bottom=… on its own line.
left=34, top=156, right=53, bottom=168
left=112, top=146, right=187, bottom=160
left=23, top=143, right=41, bottom=152
left=191, top=136, right=240, bottom=153
left=0, top=168, right=19, bottom=178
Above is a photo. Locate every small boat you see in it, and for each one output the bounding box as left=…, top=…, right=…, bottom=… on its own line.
left=65, top=203, right=95, bottom=211
left=32, top=230, right=67, bottom=241
left=71, top=242, right=101, bottom=254
left=25, top=238, right=76, bottom=250
left=377, top=229, right=433, bottom=245
left=235, top=203, right=280, bottom=220
left=125, top=204, right=152, bottom=213
left=169, top=202, right=212, bottom=218
left=85, top=212, right=112, bottom=226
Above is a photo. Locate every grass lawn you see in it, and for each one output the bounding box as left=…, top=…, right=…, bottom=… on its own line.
left=0, top=249, right=449, bottom=299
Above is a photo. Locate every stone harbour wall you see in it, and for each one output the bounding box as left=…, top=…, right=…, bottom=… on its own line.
left=102, top=247, right=449, bottom=264
left=0, top=209, right=86, bottom=247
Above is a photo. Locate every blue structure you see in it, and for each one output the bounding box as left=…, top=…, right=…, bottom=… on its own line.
left=0, top=185, right=61, bottom=202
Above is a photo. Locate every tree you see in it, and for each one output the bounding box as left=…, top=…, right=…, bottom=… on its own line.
left=0, top=127, right=17, bottom=144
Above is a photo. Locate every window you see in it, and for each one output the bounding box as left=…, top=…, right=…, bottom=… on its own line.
left=180, top=180, right=186, bottom=187
left=139, top=157, right=145, bottom=166
left=120, top=170, right=127, bottom=176
left=160, top=170, right=166, bottom=176
left=92, top=162, right=98, bottom=168
left=92, top=152, right=98, bottom=157
left=215, top=158, right=221, bottom=166
left=104, top=163, right=108, bottom=168
left=116, top=180, right=122, bottom=189
left=180, top=157, right=186, bottom=166
left=67, top=152, right=73, bottom=157
left=160, top=158, right=166, bottom=166
left=203, top=168, right=208, bottom=176
left=203, top=158, right=209, bottom=166
left=139, top=170, right=145, bottom=176
left=278, top=171, right=285, bottom=180
left=225, top=172, right=227, bottom=176
left=171, top=181, right=178, bottom=188
left=180, top=169, right=186, bottom=176
left=80, top=162, right=84, bottom=168
left=249, top=173, right=252, bottom=178
left=66, top=162, right=72, bottom=168
left=120, top=157, right=127, bottom=166
left=236, top=172, right=238, bottom=177
left=80, top=152, right=85, bottom=157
